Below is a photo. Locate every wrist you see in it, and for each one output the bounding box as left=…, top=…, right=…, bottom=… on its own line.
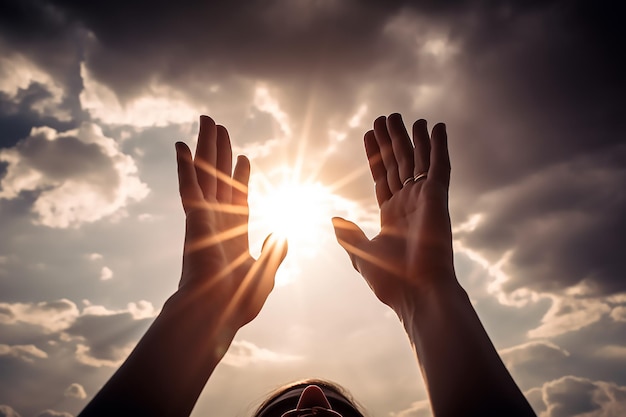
left=394, top=274, right=467, bottom=332
left=163, top=289, right=238, bottom=357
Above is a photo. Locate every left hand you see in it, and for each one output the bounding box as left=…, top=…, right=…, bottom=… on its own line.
left=173, top=115, right=287, bottom=334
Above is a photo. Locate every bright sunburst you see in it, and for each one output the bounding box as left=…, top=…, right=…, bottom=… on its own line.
left=248, top=176, right=334, bottom=257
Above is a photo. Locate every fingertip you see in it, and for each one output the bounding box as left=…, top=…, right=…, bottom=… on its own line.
left=175, top=141, right=191, bottom=157
left=199, top=114, right=214, bottom=124
left=262, top=233, right=288, bottom=263
left=433, top=122, right=447, bottom=136
left=216, top=124, right=229, bottom=135
left=413, top=119, right=427, bottom=129
left=373, top=115, right=386, bottom=127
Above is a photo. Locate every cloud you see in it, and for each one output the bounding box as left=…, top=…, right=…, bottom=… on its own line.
left=0, top=50, right=70, bottom=122
left=594, top=345, right=626, bottom=361
left=456, top=146, right=626, bottom=299
left=0, top=344, right=48, bottom=363
left=610, top=306, right=626, bottom=322
left=79, top=62, right=200, bottom=127
left=0, top=299, right=79, bottom=333
left=64, top=302, right=154, bottom=367
left=0, top=405, right=21, bottom=417
left=63, top=383, right=86, bottom=399
left=531, top=376, right=626, bottom=417
left=99, top=266, right=113, bottom=281
left=527, top=295, right=613, bottom=339
left=0, top=299, right=155, bottom=367
left=500, top=341, right=569, bottom=370
left=0, top=123, right=149, bottom=228
left=390, top=400, right=431, bottom=417
left=36, top=411, right=73, bottom=417
left=221, top=340, right=302, bottom=368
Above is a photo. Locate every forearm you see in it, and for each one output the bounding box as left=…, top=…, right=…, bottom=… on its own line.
left=79, top=291, right=233, bottom=417
left=398, top=278, right=536, bottom=417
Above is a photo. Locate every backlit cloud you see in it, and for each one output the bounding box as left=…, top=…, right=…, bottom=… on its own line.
left=0, top=299, right=79, bottom=333
left=0, top=123, right=149, bottom=228
left=0, top=344, right=48, bottom=363
left=531, top=376, right=626, bottom=417
left=63, top=383, right=86, bottom=400
left=222, top=340, right=302, bottom=368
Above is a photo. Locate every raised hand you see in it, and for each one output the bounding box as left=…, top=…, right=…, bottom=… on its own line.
left=174, top=115, right=287, bottom=333
left=332, top=113, right=455, bottom=315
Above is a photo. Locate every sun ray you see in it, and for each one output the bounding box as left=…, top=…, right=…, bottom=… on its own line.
left=325, top=164, right=371, bottom=194
left=185, top=224, right=248, bottom=252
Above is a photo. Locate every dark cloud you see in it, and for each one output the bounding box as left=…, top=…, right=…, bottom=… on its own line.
left=532, top=376, right=626, bottom=417
left=65, top=311, right=150, bottom=364
left=0, top=405, right=21, bottom=417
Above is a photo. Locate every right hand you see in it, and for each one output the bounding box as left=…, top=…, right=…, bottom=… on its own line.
left=332, top=114, right=457, bottom=315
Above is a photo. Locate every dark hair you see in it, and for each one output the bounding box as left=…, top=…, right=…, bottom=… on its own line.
left=252, top=378, right=367, bottom=417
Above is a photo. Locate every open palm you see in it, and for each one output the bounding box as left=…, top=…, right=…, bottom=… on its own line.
left=175, top=116, right=286, bottom=331
left=333, top=114, right=455, bottom=313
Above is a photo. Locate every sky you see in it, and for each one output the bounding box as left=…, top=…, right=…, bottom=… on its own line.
left=0, top=0, right=625, bottom=416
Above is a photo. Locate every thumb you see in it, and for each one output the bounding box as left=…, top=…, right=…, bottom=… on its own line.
left=332, top=217, right=369, bottom=271
left=260, top=233, right=288, bottom=272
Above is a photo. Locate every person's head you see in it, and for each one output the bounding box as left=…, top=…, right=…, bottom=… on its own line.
left=252, top=379, right=367, bottom=417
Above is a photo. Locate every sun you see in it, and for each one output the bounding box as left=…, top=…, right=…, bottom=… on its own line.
left=248, top=177, right=334, bottom=258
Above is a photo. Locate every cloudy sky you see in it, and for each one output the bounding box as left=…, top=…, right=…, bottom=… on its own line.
left=0, top=0, right=625, bottom=416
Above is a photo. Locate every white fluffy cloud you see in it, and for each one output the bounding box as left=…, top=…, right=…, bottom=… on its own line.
left=0, top=344, right=48, bottom=363
left=99, top=266, right=113, bottom=281
left=63, top=383, right=86, bottom=399
left=0, top=299, right=79, bottom=333
left=221, top=340, right=302, bottom=367
left=0, top=123, right=149, bottom=228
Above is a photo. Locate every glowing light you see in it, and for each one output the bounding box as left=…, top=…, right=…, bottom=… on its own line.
left=249, top=178, right=334, bottom=254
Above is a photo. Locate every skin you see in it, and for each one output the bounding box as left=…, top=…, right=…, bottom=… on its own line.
left=332, top=114, right=536, bottom=416
left=79, top=114, right=536, bottom=417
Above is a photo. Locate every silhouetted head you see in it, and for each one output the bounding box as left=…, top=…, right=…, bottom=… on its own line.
left=252, top=379, right=367, bottom=417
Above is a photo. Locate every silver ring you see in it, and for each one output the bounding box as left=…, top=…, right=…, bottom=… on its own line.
left=413, top=172, right=428, bottom=182
left=402, top=177, right=414, bottom=187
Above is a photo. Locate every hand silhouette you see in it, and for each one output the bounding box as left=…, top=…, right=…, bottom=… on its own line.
left=332, top=113, right=455, bottom=315
left=174, top=115, right=287, bottom=332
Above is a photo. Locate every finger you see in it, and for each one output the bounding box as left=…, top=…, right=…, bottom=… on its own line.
left=429, top=123, right=451, bottom=187
left=387, top=113, right=415, bottom=184
left=412, top=119, right=431, bottom=175
left=216, top=125, right=233, bottom=203
left=364, top=130, right=392, bottom=206
left=232, top=155, right=251, bottom=247
left=331, top=217, right=369, bottom=272
left=175, top=142, right=204, bottom=214
left=373, top=116, right=402, bottom=193
left=195, top=115, right=218, bottom=200
left=261, top=233, right=288, bottom=265
left=243, top=235, right=288, bottom=308
left=232, top=155, right=250, bottom=207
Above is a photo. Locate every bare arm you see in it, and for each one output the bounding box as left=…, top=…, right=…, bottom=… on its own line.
left=332, top=114, right=535, bottom=417
left=79, top=116, right=286, bottom=417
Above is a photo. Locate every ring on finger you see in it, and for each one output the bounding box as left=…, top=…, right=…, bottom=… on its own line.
left=413, top=172, right=428, bottom=182
left=402, top=177, right=414, bottom=187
